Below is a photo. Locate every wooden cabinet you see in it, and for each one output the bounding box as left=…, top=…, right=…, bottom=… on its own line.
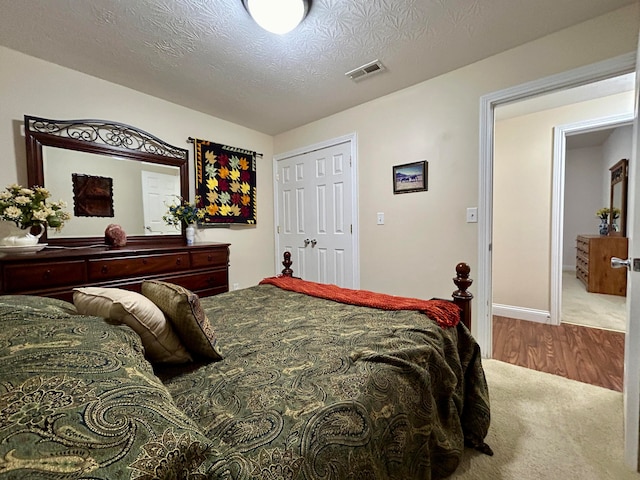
left=0, top=243, right=229, bottom=302
left=576, top=235, right=627, bottom=296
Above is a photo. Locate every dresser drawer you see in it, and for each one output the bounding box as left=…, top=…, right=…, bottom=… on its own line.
left=163, top=270, right=228, bottom=295
left=576, top=238, right=588, bottom=254
left=0, top=243, right=230, bottom=299
left=88, top=253, right=190, bottom=281
left=3, top=260, right=86, bottom=292
left=191, top=249, right=228, bottom=268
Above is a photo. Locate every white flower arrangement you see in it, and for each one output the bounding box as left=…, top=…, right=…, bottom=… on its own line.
left=0, top=184, right=70, bottom=231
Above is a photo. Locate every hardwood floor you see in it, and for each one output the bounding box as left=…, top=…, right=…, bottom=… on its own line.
left=492, top=316, right=625, bottom=392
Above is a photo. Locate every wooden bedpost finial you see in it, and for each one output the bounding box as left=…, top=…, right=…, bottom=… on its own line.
left=454, top=262, right=471, bottom=290
left=281, top=251, right=293, bottom=277
left=452, top=262, right=473, bottom=330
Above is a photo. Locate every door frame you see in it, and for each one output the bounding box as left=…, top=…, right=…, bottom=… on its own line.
left=550, top=113, right=634, bottom=325
left=477, top=51, right=637, bottom=468
left=273, top=133, right=360, bottom=287
left=476, top=51, right=635, bottom=356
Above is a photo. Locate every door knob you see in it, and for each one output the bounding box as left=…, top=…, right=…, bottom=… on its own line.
left=311, top=239, right=317, bottom=247
left=611, top=257, right=631, bottom=270
left=304, top=238, right=310, bottom=247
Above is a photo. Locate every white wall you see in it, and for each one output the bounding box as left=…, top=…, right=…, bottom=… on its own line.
left=274, top=5, right=638, bottom=320
left=0, top=45, right=275, bottom=290
left=605, top=125, right=634, bottom=166
left=564, top=146, right=607, bottom=269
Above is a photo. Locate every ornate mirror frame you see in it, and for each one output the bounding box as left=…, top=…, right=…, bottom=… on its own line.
left=609, top=158, right=628, bottom=237
left=25, top=115, right=189, bottom=247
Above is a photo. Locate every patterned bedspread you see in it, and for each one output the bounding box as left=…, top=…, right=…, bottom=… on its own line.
left=0, top=295, right=215, bottom=479
left=0, top=286, right=490, bottom=479
left=160, top=285, right=491, bottom=479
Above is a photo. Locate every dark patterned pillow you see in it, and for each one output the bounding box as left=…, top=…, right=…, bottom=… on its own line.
left=141, top=280, right=223, bottom=361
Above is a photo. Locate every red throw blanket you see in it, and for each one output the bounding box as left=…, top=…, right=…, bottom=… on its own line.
left=259, top=276, right=460, bottom=329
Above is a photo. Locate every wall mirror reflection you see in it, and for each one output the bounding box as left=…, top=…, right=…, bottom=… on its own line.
left=609, top=158, right=628, bottom=237
left=25, top=116, right=189, bottom=246
left=44, top=148, right=182, bottom=238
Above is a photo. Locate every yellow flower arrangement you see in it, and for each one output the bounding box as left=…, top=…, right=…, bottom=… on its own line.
left=595, top=207, right=609, bottom=220
left=596, top=207, right=621, bottom=220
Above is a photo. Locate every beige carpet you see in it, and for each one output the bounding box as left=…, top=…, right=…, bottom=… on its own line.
left=562, top=271, right=626, bottom=332
left=451, top=359, right=640, bottom=480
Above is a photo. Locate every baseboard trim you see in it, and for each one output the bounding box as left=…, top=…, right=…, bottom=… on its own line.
left=492, top=304, right=551, bottom=324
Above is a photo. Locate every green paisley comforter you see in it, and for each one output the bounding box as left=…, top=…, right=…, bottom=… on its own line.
left=0, top=295, right=215, bottom=480
left=162, top=285, right=491, bottom=479
left=0, top=286, right=490, bottom=479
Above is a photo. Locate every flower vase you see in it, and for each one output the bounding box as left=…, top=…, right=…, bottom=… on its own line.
left=185, top=224, right=196, bottom=246
left=0, top=223, right=44, bottom=246
left=598, top=218, right=609, bottom=236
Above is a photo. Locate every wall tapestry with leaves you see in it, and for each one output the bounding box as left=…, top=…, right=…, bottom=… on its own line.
left=193, top=139, right=257, bottom=225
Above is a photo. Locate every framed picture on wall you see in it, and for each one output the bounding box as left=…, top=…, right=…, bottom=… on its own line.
left=71, top=173, right=114, bottom=217
left=393, top=160, right=428, bottom=194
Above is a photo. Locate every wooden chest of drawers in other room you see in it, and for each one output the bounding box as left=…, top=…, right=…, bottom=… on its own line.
left=0, top=243, right=230, bottom=302
left=576, top=235, right=627, bottom=296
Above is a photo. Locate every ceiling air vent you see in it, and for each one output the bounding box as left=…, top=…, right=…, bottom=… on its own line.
left=345, top=60, right=386, bottom=82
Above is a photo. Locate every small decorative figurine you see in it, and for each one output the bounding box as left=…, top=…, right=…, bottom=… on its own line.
left=105, top=224, right=127, bottom=247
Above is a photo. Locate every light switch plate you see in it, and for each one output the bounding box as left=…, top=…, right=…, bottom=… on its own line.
left=377, top=212, right=384, bottom=225
left=466, top=207, right=478, bottom=223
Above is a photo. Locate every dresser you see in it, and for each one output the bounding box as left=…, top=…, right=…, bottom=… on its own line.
left=0, top=242, right=230, bottom=302
left=576, top=235, right=627, bottom=296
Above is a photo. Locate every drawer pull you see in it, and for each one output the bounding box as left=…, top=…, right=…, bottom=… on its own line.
left=176, top=258, right=182, bottom=265
left=142, top=259, right=148, bottom=265
left=43, top=270, right=51, bottom=280
left=101, top=265, right=109, bottom=274
left=207, top=255, right=213, bottom=262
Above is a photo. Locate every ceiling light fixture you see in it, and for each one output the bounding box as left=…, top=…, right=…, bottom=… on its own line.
left=243, top=0, right=310, bottom=35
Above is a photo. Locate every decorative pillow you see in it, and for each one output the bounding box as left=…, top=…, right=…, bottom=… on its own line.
left=141, top=280, right=223, bottom=361
left=73, top=287, right=192, bottom=364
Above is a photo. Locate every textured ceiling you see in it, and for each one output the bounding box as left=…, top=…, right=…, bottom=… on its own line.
left=0, top=0, right=634, bottom=135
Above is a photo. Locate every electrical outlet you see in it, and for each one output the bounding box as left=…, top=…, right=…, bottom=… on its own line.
left=232, top=283, right=240, bottom=290
left=466, top=207, right=478, bottom=223
left=377, top=212, right=384, bottom=225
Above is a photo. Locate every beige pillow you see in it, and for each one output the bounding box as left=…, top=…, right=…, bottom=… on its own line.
left=73, top=287, right=192, bottom=364
left=141, top=280, right=223, bottom=361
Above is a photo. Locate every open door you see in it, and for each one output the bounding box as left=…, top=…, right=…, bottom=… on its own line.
left=621, top=34, right=640, bottom=470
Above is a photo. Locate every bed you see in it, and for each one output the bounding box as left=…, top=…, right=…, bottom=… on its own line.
left=0, top=259, right=491, bottom=479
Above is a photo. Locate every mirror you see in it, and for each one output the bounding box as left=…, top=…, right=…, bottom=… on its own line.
left=609, top=158, right=628, bottom=237
left=25, top=116, right=189, bottom=246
